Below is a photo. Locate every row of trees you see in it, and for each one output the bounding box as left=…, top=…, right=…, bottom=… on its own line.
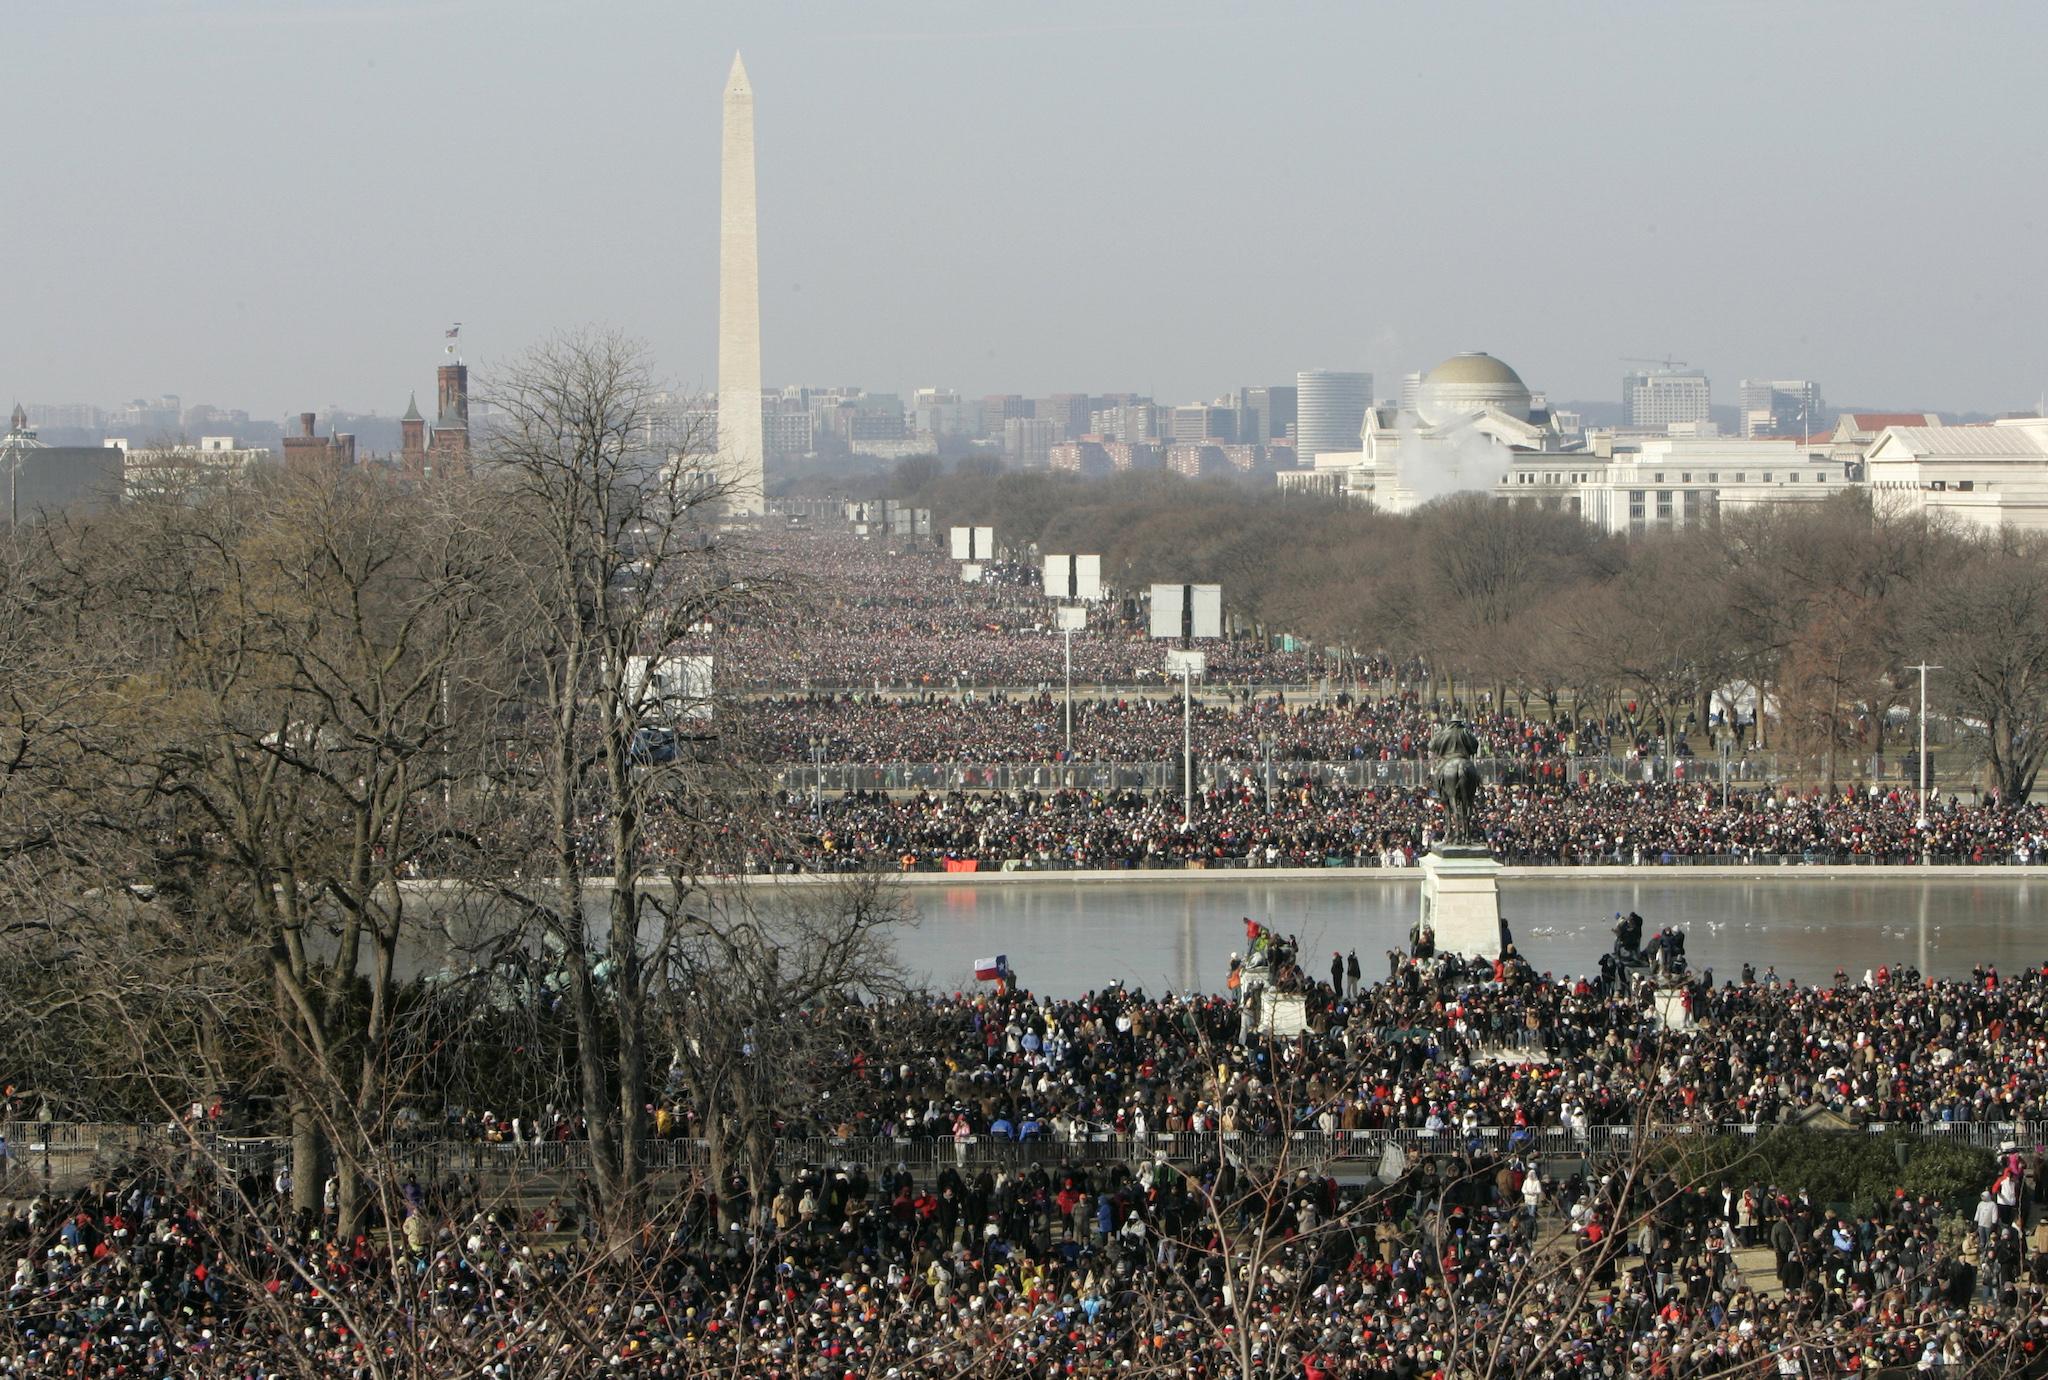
left=899, top=466, right=2048, bottom=800
left=0, top=332, right=903, bottom=1245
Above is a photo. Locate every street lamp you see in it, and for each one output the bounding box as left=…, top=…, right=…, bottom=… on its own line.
left=1055, top=606, right=1086, bottom=761
left=36, top=1100, right=51, bottom=1193
left=808, top=735, right=824, bottom=821
left=1063, top=626, right=1073, bottom=758
left=1148, top=584, right=1221, bottom=826
left=1909, top=662, right=1942, bottom=828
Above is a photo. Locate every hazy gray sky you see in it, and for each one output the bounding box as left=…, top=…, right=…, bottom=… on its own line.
left=8, top=0, right=2045, bottom=418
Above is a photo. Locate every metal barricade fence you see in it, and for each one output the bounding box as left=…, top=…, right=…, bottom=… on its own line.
left=773, top=756, right=1794, bottom=798
left=30, top=1117, right=2048, bottom=1186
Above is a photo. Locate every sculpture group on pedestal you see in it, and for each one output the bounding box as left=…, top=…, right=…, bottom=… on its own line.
left=1416, top=717, right=1504, bottom=960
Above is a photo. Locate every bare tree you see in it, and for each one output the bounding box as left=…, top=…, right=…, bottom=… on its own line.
left=1911, top=529, right=2048, bottom=804
left=654, top=873, right=910, bottom=1228
left=13, top=467, right=497, bottom=1229
left=472, top=328, right=756, bottom=1232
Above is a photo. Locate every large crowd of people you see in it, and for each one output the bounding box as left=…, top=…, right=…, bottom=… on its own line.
left=736, top=692, right=1589, bottom=767
left=16, top=959, right=2048, bottom=1375
left=700, top=780, right=2046, bottom=873
left=690, top=529, right=1336, bottom=688
left=21, top=532, right=2039, bottom=1374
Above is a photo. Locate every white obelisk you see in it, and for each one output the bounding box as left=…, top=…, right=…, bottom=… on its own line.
left=716, top=52, right=765, bottom=515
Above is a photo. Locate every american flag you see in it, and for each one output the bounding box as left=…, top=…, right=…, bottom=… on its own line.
left=445, top=323, right=461, bottom=339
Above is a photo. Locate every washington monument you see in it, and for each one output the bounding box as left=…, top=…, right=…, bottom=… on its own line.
left=716, top=52, right=764, bottom=515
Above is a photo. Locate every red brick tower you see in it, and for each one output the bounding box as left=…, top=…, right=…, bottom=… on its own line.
left=400, top=392, right=426, bottom=471
left=431, top=363, right=469, bottom=465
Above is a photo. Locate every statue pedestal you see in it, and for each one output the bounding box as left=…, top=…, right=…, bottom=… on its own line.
left=1256, top=993, right=1309, bottom=1039
left=1652, top=983, right=1695, bottom=1031
left=1420, top=845, right=1502, bottom=960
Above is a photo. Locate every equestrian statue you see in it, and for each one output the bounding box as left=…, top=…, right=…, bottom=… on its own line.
left=1428, top=718, right=1482, bottom=847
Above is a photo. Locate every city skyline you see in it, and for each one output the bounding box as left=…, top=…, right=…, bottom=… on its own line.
left=6, top=1, right=2046, bottom=417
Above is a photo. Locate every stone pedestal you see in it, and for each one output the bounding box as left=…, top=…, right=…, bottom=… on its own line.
left=1419, top=845, right=1502, bottom=960
left=1653, top=984, right=1696, bottom=1031
left=1257, top=993, right=1309, bottom=1039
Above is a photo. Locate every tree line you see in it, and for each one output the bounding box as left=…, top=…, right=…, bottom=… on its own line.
left=0, top=331, right=903, bottom=1246
left=896, top=464, right=2048, bottom=802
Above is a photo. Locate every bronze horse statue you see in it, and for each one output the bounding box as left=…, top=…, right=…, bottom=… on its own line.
left=1429, top=719, right=1482, bottom=846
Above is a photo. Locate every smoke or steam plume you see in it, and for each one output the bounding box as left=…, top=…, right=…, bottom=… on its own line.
left=1394, top=413, right=1509, bottom=504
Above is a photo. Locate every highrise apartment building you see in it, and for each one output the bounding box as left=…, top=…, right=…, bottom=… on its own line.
left=1035, top=394, right=1091, bottom=441
left=1738, top=379, right=1825, bottom=438
left=1295, top=370, right=1372, bottom=463
left=1090, top=403, right=1159, bottom=443
left=1169, top=405, right=1239, bottom=444
left=1003, top=417, right=1059, bottom=468
left=1623, top=370, right=1711, bottom=428
left=1237, top=386, right=1297, bottom=446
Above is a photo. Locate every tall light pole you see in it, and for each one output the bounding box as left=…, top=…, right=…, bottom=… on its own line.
left=36, top=1101, right=51, bottom=1194
left=1261, top=733, right=1275, bottom=816
left=1181, top=658, right=1195, bottom=823
left=808, top=735, right=823, bottom=821
left=1054, top=605, right=1086, bottom=767
left=1149, top=584, right=1220, bottom=827
left=1063, top=625, right=1073, bottom=758
left=1910, top=662, right=1942, bottom=826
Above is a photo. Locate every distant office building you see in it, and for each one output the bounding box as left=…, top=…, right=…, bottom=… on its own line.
left=1103, top=440, right=1161, bottom=472
left=1238, top=385, right=1296, bottom=444
left=980, top=395, right=1031, bottom=441
left=1035, top=394, right=1091, bottom=441
left=642, top=393, right=720, bottom=460
left=911, top=388, right=975, bottom=441
left=1096, top=403, right=1161, bottom=443
left=180, top=404, right=252, bottom=437
left=1049, top=439, right=1111, bottom=476
left=1003, top=417, right=1059, bottom=468
left=29, top=403, right=101, bottom=432
left=116, top=395, right=182, bottom=439
left=1295, top=370, right=1372, bottom=463
left=1738, top=379, right=1826, bottom=438
left=824, top=394, right=906, bottom=445
left=1169, top=405, right=1238, bottom=444
left=763, top=397, right=815, bottom=459
left=1623, top=370, right=1711, bottom=428
left=1164, top=443, right=1227, bottom=478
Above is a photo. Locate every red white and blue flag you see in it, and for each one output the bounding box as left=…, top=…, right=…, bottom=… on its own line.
left=974, top=955, right=1008, bottom=981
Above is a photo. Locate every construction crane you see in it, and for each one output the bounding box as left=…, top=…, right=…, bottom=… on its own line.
left=1621, top=355, right=1691, bottom=372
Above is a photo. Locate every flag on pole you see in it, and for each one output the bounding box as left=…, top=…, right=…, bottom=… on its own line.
left=973, top=955, right=1008, bottom=982
left=445, top=323, right=462, bottom=339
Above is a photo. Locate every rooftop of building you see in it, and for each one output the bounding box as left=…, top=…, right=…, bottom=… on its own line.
left=1876, top=422, right=2048, bottom=458
left=1425, top=352, right=1525, bottom=388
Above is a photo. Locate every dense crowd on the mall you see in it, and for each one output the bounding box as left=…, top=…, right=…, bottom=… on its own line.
left=14, top=955, right=2048, bottom=1376
left=568, top=780, right=2043, bottom=875
left=690, top=531, right=1331, bottom=689
left=736, top=691, right=1583, bottom=767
